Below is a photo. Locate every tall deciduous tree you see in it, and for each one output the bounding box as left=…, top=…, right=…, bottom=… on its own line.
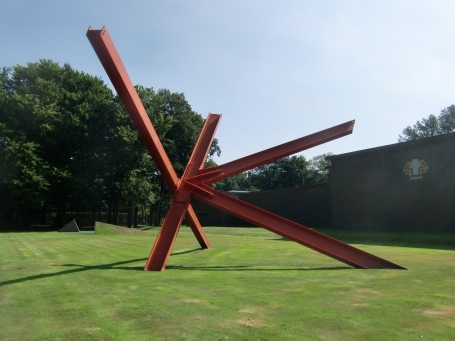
left=0, top=60, right=116, bottom=227
left=0, top=60, right=220, bottom=228
left=140, top=88, right=221, bottom=224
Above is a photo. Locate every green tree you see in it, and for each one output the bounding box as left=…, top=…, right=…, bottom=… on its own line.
left=210, top=153, right=333, bottom=192
left=0, top=61, right=222, bottom=228
left=438, top=105, right=455, bottom=134
left=305, top=153, right=333, bottom=186
left=0, top=60, right=116, bottom=227
left=144, top=89, right=221, bottom=224
left=154, top=89, right=221, bottom=175
left=398, top=105, right=455, bottom=142
left=121, top=167, right=157, bottom=228
left=248, top=156, right=309, bottom=191
left=213, top=172, right=258, bottom=192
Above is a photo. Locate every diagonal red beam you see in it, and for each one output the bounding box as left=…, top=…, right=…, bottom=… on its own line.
left=186, top=182, right=406, bottom=269
left=145, top=114, right=222, bottom=271
left=87, top=26, right=210, bottom=249
left=182, top=114, right=222, bottom=179
left=185, top=207, right=209, bottom=248
left=86, top=26, right=178, bottom=189
left=197, top=120, right=354, bottom=184
left=145, top=200, right=190, bottom=271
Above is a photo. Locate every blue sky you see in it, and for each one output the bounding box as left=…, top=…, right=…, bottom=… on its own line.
left=2, top=1, right=455, bottom=164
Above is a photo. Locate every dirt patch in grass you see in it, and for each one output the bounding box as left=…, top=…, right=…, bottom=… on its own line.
left=356, top=288, right=381, bottom=295
left=239, top=307, right=257, bottom=313
left=355, top=288, right=381, bottom=299
left=236, top=317, right=271, bottom=327
left=183, top=299, right=203, bottom=303
left=317, top=330, right=354, bottom=341
left=421, top=306, right=455, bottom=317
left=270, top=288, right=305, bottom=295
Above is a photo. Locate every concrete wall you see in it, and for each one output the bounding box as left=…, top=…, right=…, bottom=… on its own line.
left=329, top=133, right=455, bottom=232
left=191, top=185, right=331, bottom=227
left=191, top=198, right=253, bottom=227
left=239, top=185, right=331, bottom=227
left=192, top=133, right=455, bottom=231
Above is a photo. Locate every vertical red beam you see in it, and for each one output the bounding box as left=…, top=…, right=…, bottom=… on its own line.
left=145, top=114, right=221, bottom=270
left=145, top=200, right=191, bottom=271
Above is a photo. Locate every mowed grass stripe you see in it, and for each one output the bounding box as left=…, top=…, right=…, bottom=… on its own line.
left=1, top=225, right=455, bottom=340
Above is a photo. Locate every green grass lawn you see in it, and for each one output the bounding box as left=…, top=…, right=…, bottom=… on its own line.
left=1, top=223, right=454, bottom=341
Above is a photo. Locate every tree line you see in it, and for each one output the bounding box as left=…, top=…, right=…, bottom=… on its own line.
left=398, top=105, right=455, bottom=141
left=213, top=153, right=332, bottom=192
left=0, top=60, right=331, bottom=229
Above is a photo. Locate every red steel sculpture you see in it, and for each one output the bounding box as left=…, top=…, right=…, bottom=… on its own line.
left=87, top=26, right=405, bottom=271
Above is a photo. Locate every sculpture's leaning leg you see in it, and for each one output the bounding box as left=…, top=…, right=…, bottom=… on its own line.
left=185, top=183, right=405, bottom=269
left=145, top=114, right=221, bottom=270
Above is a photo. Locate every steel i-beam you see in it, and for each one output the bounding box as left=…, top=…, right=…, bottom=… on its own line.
left=86, top=26, right=210, bottom=250
left=87, top=26, right=405, bottom=271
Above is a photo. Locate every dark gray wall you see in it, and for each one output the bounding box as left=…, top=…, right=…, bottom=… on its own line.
left=329, top=133, right=455, bottom=231
left=192, top=133, right=455, bottom=231
left=191, top=185, right=331, bottom=227
left=240, top=185, right=331, bottom=227
left=190, top=198, right=252, bottom=227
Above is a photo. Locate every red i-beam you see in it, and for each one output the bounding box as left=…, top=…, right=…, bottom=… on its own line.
left=87, top=26, right=405, bottom=271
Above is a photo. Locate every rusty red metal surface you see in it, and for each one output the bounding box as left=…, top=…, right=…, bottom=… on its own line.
left=87, top=26, right=405, bottom=271
left=86, top=26, right=210, bottom=250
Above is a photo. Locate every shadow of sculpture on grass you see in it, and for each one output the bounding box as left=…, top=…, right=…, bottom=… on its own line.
left=0, top=257, right=148, bottom=287
left=0, top=248, right=204, bottom=287
left=0, top=248, right=352, bottom=287
left=166, top=265, right=351, bottom=271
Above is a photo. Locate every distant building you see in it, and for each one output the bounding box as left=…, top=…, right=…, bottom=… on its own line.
left=192, top=186, right=331, bottom=227
left=192, top=190, right=254, bottom=227
left=327, top=132, right=455, bottom=232
left=192, top=133, right=455, bottom=232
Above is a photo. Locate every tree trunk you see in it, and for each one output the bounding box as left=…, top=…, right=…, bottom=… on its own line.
left=20, top=203, right=31, bottom=229
left=55, top=201, right=64, bottom=228
left=40, top=201, right=47, bottom=225
left=154, top=178, right=164, bottom=226
left=108, top=197, right=112, bottom=224
left=152, top=204, right=153, bottom=226
left=134, top=207, right=138, bottom=227
left=127, top=206, right=133, bottom=228
left=113, top=197, right=118, bottom=225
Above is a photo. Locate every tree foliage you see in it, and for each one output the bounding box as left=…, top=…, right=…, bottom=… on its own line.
left=0, top=60, right=219, bottom=228
left=0, top=60, right=116, bottom=226
left=398, top=105, right=455, bottom=142
left=1, top=59, right=331, bottom=228
left=213, top=153, right=333, bottom=192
